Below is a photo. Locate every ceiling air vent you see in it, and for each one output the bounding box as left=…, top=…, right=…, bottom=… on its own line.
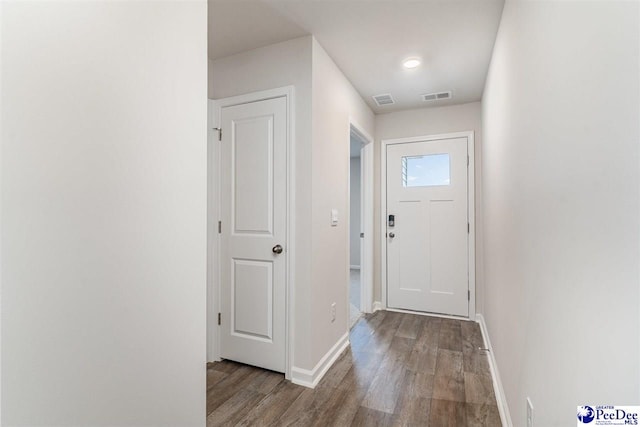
left=422, top=90, right=452, bottom=102
left=372, top=93, right=395, bottom=106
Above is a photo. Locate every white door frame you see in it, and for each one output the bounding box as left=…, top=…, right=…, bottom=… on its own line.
left=380, top=131, right=476, bottom=320
left=207, top=86, right=295, bottom=380
left=348, top=119, right=374, bottom=314
left=207, top=98, right=219, bottom=363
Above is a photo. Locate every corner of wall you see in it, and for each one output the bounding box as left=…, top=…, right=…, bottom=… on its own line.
left=291, top=332, right=349, bottom=389
left=307, top=36, right=374, bottom=374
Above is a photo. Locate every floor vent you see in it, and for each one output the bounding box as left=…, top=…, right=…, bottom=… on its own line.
left=372, top=93, right=395, bottom=106
left=422, top=90, right=452, bottom=102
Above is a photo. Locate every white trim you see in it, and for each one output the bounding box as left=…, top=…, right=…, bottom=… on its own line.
left=287, top=88, right=296, bottom=381
left=349, top=118, right=374, bottom=315
left=207, top=99, right=221, bottom=363
left=477, top=314, right=513, bottom=427
left=207, top=86, right=296, bottom=380
left=291, top=332, right=349, bottom=389
left=380, top=136, right=388, bottom=311
left=350, top=265, right=361, bottom=270
left=380, top=131, right=476, bottom=320
left=373, top=301, right=383, bottom=312
left=361, top=140, right=374, bottom=314
left=468, top=133, right=476, bottom=320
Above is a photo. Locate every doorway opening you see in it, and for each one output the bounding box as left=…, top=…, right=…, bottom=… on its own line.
left=349, top=134, right=363, bottom=327
left=348, top=121, right=374, bottom=327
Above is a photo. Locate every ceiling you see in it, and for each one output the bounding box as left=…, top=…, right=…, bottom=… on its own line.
left=208, top=0, right=504, bottom=113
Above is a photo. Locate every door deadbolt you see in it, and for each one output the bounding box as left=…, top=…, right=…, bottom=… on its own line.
left=388, top=232, right=395, bottom=238
left=272, top=244, right=283, bottom=254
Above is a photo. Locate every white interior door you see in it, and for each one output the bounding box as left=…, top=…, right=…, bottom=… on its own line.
left=220, top=96, right=287, bottom=372
left=386, top=137, right=469, bottom=317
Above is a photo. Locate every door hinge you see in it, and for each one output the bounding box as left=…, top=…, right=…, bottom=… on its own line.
left=468, top=290, right=470, bottom=301
left=218, top=312, right=221, bottom=325
left=218, top=221, right=222, bottom=234
left=467, top=155, right=470, bottom=166
left=467, top=222, right=470, bottom=233
left=213, top=127, right=222, bottom=141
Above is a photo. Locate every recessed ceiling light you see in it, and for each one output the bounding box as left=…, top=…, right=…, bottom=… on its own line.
left=402, top=57, right=421, bottom=69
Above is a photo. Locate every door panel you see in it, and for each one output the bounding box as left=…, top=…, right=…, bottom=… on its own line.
left=232, top=259, right=273, bottom=340
left=396, top=200, right=428, bottom=293
left=233, top=115, right=273, bottom=234
left=220, top=96, right=286, bottom=372
left=386, top=137, right=469, bottom=317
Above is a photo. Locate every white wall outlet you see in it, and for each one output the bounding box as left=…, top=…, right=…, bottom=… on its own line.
left=526, top=397, right=534, bottom=427
left=331, top=209, right=338, bottom=226
left=331, top=302, right=336, bottom=322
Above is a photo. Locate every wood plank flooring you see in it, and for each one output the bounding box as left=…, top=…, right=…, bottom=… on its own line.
left=207, top=311, right=501, bottom=426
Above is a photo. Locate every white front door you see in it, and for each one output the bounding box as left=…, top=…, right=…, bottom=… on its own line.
left=219, top=96, right=287, bottom=372
left=386, top=137, right=469, bottom=317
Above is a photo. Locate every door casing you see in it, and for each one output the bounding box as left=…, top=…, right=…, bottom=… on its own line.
left=207, top=86, right=295, bottom=380
left=380, top=131, right=476, bottom=320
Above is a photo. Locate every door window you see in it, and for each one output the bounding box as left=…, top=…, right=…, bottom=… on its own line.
left=401, top=153, right=450, bottom=187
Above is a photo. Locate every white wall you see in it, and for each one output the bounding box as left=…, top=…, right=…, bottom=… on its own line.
left=208, top=58, right=215, bottom=99
left=310, top=38, right=375, bottom=367
left=482, top=2, right=639, bottom=425
left=374, top=103, right=483, bottom=311
left=0, top=0, right=4, bottom=417
left=349, top=155, right=361, bottom=267
left=1, top=1, right=207, bottom=425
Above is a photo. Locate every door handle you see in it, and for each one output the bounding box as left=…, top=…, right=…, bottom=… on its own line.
left=388, top=232, right=395, bottom=238
left=272, top=244, right=283, bottom=254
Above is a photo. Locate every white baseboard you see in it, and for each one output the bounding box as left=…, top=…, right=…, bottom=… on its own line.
left=350, top=265, right=361, bottom=270
left=476, top=313, right=513, bottom=427
left=291, top=332, right=349, bottom=389
left=373, top=301, right=383, bottom=312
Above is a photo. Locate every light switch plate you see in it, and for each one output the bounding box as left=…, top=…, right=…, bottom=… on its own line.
left=331, top=209, right=338, bottom=226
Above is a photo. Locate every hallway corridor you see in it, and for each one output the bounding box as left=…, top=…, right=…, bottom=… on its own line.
left=206, top=311, right=500, bottom=426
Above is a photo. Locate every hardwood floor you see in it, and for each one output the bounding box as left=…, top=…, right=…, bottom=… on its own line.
left=207, top=311, right=501, bottom=426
